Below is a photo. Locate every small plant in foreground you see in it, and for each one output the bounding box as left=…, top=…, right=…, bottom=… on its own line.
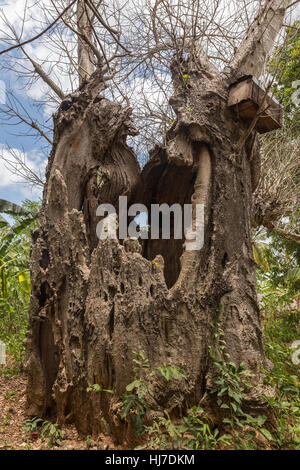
left=23, top=416, right=43, bottom=434
left=86, top=383, right=113, bottom=394
left=4, top=391, right=16, bottom=400
left=142, top=407, right=232, bottom=450
left=86, top=434, right=92, bottom=449
left=208, top=320, right=273, bottom=449
left=121, top=350, right=186, bottom=434
left=41, top=421, right=64, bottom=447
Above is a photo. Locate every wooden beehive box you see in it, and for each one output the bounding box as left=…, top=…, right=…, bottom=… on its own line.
left=228, top=75, right=283, bottom=134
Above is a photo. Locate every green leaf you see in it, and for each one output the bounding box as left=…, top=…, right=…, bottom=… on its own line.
left=93, top=384, right=102, bottom=392
left=231, top=402, right=237, bottom=413
left=126, top=379, right=141, bottom=392
left=131, top=414, right=143, bottom=434
left=121, top=396, right=135, bottom=419
left=0, top=199, right=29, bottom=217
left=260, top=428, right=274, bottom=441
left=284, top=267, right=300, bottom=281
left=223, top=418, right=233, bottom=425
left=0, top=215, right=8, bottom=227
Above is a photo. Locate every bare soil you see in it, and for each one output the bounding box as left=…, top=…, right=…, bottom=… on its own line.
left=0, top=371, right=118, bottom=450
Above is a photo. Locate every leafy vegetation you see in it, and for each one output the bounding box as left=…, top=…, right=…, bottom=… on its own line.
left=269, top=20, right=300, bottom=127
left=260, top=20, right=300, bottom=240
left=117, top=235, right=300, bottom=450
left=122, top=299, right=299, bottom=450
left=40, top=421, right=65, bottom=447
left=120, top=350, right=186, bottom=435
left=257, top=237, right=300, bottom=449
left=141, top=407, right=231, bottom=450
left=23, top=417, right=43, bottom=434
left=23, top=417, right=64, bottom=447
left=0, top=199, right=40, bottom=374
left=0, top=198, right=299, bottom=450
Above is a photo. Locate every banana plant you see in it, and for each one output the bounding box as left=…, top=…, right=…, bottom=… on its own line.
left=252, top=228, right=270, bottom=272
left=0, top=214, right=8, bottom=228
left=0, top=199, right=29, bottom=216
left=0, top=199, right=39, bottom=300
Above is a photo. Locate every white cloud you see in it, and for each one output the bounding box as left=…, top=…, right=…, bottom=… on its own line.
left=0, top=0, right=50, bottom=38
left=0, top=79, right=5, bottom=104
left=1, top=1, right=77, bottom=106
left=0, top=144, right=45, bottom=199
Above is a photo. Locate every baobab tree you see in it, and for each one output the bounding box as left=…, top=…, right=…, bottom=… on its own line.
left=0, top=0, right=299, bottom=441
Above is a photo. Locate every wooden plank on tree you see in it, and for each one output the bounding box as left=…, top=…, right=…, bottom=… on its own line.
left=228, top=75, right=283, bottom=134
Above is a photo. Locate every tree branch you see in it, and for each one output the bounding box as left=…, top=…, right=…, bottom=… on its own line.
left=0, top=147, right=45, bottom=188
left=229, top=0, right=291, bottom=77
left=77, top=0, right=95, bottom=85
left=287, top=0, right=300, bottom=9
left=266, top=223, right=300, bottom=244
left=20, top=46, right=66, bottom=100
left=0, top=0, right=77, bottom=56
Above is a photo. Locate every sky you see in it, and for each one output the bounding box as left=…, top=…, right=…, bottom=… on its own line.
left=0, top=0, right=165, bottom=206
left=0, top=0, right=66, bottom=207
left=0, top=0, right=299, bottom=210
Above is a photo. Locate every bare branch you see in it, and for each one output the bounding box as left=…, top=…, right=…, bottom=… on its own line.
left=0, top=146, right=45, bottom=188
left=77, top=0, right=95, bottom=85
left=266, top=224, right=300, bottom=244
left=0, top=0, right=77, bottom=56
left=287, top=0, right=300, bottom=9
left=21, top=46, right=66, bottom=100
left=229, top=0, right=291, bottom=77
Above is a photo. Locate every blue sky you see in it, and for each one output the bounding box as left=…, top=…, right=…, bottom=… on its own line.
left=0, top=0, right=299, bottom=211
left=0, top=1, right=63, bottom=208
left=0, top=80, right=46, bottom=205
left=0, top=59, right=49, bottom=205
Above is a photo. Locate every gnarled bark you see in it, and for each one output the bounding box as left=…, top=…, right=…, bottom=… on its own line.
left=25, top=60, right=272, bottom=441
left=25, top=1, right=290, bottom=442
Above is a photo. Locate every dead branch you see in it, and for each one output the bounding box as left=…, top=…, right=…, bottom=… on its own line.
left=0, top=0, right=77, bottom=56
left=229, top=0, right=291, bottom=77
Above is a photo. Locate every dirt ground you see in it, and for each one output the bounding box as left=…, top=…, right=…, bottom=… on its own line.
left=0, top=371, right=118, bottom=450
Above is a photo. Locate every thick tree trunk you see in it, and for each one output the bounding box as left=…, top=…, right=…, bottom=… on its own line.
left=25, top=0, right=292, bottom=444
left=77, top=0, right=95, bottom=85
left=25, top=53, right=274, bottom=441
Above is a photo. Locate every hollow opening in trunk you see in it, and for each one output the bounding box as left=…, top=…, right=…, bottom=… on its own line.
left=131, top=139, right=212, bottom=289
left=141, top=163, right=197, bottom=289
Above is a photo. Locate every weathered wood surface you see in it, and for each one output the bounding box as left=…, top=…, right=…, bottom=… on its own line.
left=228, top=76, right=282, bottom=134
